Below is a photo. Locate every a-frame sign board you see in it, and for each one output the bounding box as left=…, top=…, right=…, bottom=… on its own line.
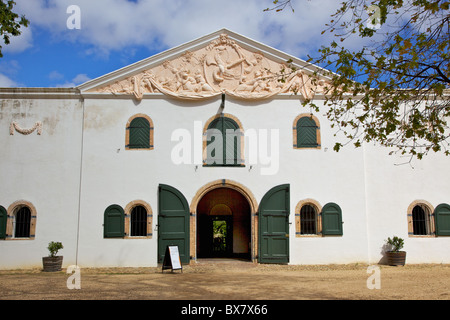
left=162, top=245, right=183, bottom=273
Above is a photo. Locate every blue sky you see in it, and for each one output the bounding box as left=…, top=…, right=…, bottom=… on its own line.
left=0, top=0, right=348, bottom=88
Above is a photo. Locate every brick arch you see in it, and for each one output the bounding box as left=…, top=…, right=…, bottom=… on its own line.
left=125, top=113, right=154, bottom=150
left=203, top=113, right=245, bottom=133
left=293, top=113, right=321, bottom=149
left=295, top=198, right=322, bottom=237
left=407, top=200, right=435, bottom=237
left=190, top=179, right=259, bottom=262
left=124, top=200, right=153, bottom=238
left=190, top=179, right=257, bottom=214
left=6, top=200, right=37, bottom=240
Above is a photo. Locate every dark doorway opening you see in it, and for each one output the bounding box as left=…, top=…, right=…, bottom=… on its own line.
left=212, top=216, right=232, bottom=257
left=197, top=188, right=251, bottom=260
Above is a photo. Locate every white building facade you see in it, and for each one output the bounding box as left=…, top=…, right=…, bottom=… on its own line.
left=0, top=30, right=449, bottom=269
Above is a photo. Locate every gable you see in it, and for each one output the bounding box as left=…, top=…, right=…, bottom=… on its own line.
left=78, top=29, right=331, bottom=101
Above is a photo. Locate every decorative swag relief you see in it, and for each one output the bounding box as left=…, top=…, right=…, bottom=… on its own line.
left=10, top=121, right=43, bottom=135
left=91, top=34, right=330, bottom=101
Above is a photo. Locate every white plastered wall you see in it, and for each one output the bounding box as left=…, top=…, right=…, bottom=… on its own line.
left=1, top=92, right=448, bottom=268
left=76, top=94, right=371, bottom=267
left=0, top=93, right=83, bottom=269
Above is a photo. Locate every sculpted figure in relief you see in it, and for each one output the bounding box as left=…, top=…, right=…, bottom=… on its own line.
left=92, top=34, right=330, bottom=101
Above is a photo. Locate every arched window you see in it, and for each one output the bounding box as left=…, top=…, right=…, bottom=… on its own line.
left=295, top=200, right=343, bottom=237
left=124, top=200, right=153, bottom=238
left=293, top=114, right=320, bottom=149
left=203, top=114, right=244, bottom=166
left=407, top=201, right=435, bottom=237
left=126, top=114, right=154, bottom=150
left=295, top=199, right=322, bottom=236
left=6, top=201, right=37, bottom=240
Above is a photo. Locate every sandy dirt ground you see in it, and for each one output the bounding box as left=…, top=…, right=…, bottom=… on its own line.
left=0, top=260, right=449, bottom=301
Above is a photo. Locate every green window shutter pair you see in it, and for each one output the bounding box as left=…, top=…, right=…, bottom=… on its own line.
left=206, top=116, right=242, bottom=166
left=104, top=205, right=124, bottom=238
left=0, top=206, right=7, bottom=239
left=321, top=203, right=343, bottom=236
left=128, top=117, right=151, bottom=149
left=435, top=203, right=450, bottom=236
left=296, top=117, right=318, bottom=148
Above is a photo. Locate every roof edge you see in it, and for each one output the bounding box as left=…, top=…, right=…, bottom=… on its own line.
left=0, top=87, right=81, bottom=99
left=77, top=28, right=332, bottom=93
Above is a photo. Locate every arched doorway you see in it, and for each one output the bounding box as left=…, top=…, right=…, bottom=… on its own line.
left=191, top=180, right=258, bottom=261
left=197, top=188, right=251, bottom=260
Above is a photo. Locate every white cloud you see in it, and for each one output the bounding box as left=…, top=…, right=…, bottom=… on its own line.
left=0, top=59, right=21, bottom=87
left=72, top=73, right=90, bottom=84
left=2, top=24, right=33, bottom=54
left=13, top=0, right=348, bottom=60
left=0, top=73, right=18, bottom=87
left=49, top=70, right=64, bottom=80
left=53, top=73, right=91, bottom=88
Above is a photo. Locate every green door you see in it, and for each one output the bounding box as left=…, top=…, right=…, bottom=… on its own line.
left=258, top=184, right=290, bottom=264
left=158, top=184, right=190, bottom=264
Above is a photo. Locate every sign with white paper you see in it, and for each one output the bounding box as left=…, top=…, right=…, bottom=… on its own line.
left=162, top=245, right=182, bottom=272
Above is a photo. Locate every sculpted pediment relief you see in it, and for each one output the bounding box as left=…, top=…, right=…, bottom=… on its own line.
left=90, top=34, right=329, bottom=101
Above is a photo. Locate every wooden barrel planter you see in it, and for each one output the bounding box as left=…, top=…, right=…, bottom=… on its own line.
left=42, top=256, right=63, bottom=272
left=386, top=251, right=406, bottom=266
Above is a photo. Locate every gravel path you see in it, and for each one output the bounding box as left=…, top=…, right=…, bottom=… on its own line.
left=0, top=261, right=449, bottom=300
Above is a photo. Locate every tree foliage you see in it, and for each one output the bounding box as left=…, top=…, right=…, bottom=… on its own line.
left=268, top=0, right=450, bottom=160
left=0, top=0, right=29, bottom=57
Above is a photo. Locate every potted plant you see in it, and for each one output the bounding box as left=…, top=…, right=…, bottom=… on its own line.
left=42, top=241, right=64, bottom=272
left=385, top=236, right=406, bottom=266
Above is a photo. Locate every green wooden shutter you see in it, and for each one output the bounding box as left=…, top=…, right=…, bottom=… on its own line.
left=206, top=118, right=222, bottom=165
left=0, top=206, right=7, bottom=239
left=435, top=203, right=450, bottom=236
left=296, top=117, right=318, bottom=148
left=104, top=204, right=125, bottom=238
left=223, top=117, right=241, bottom=165
left=322, top=202, right=343, bottom=236
left=128, top=117, right=150, bottom=149
left=206, top=116, right=242, bottom=166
